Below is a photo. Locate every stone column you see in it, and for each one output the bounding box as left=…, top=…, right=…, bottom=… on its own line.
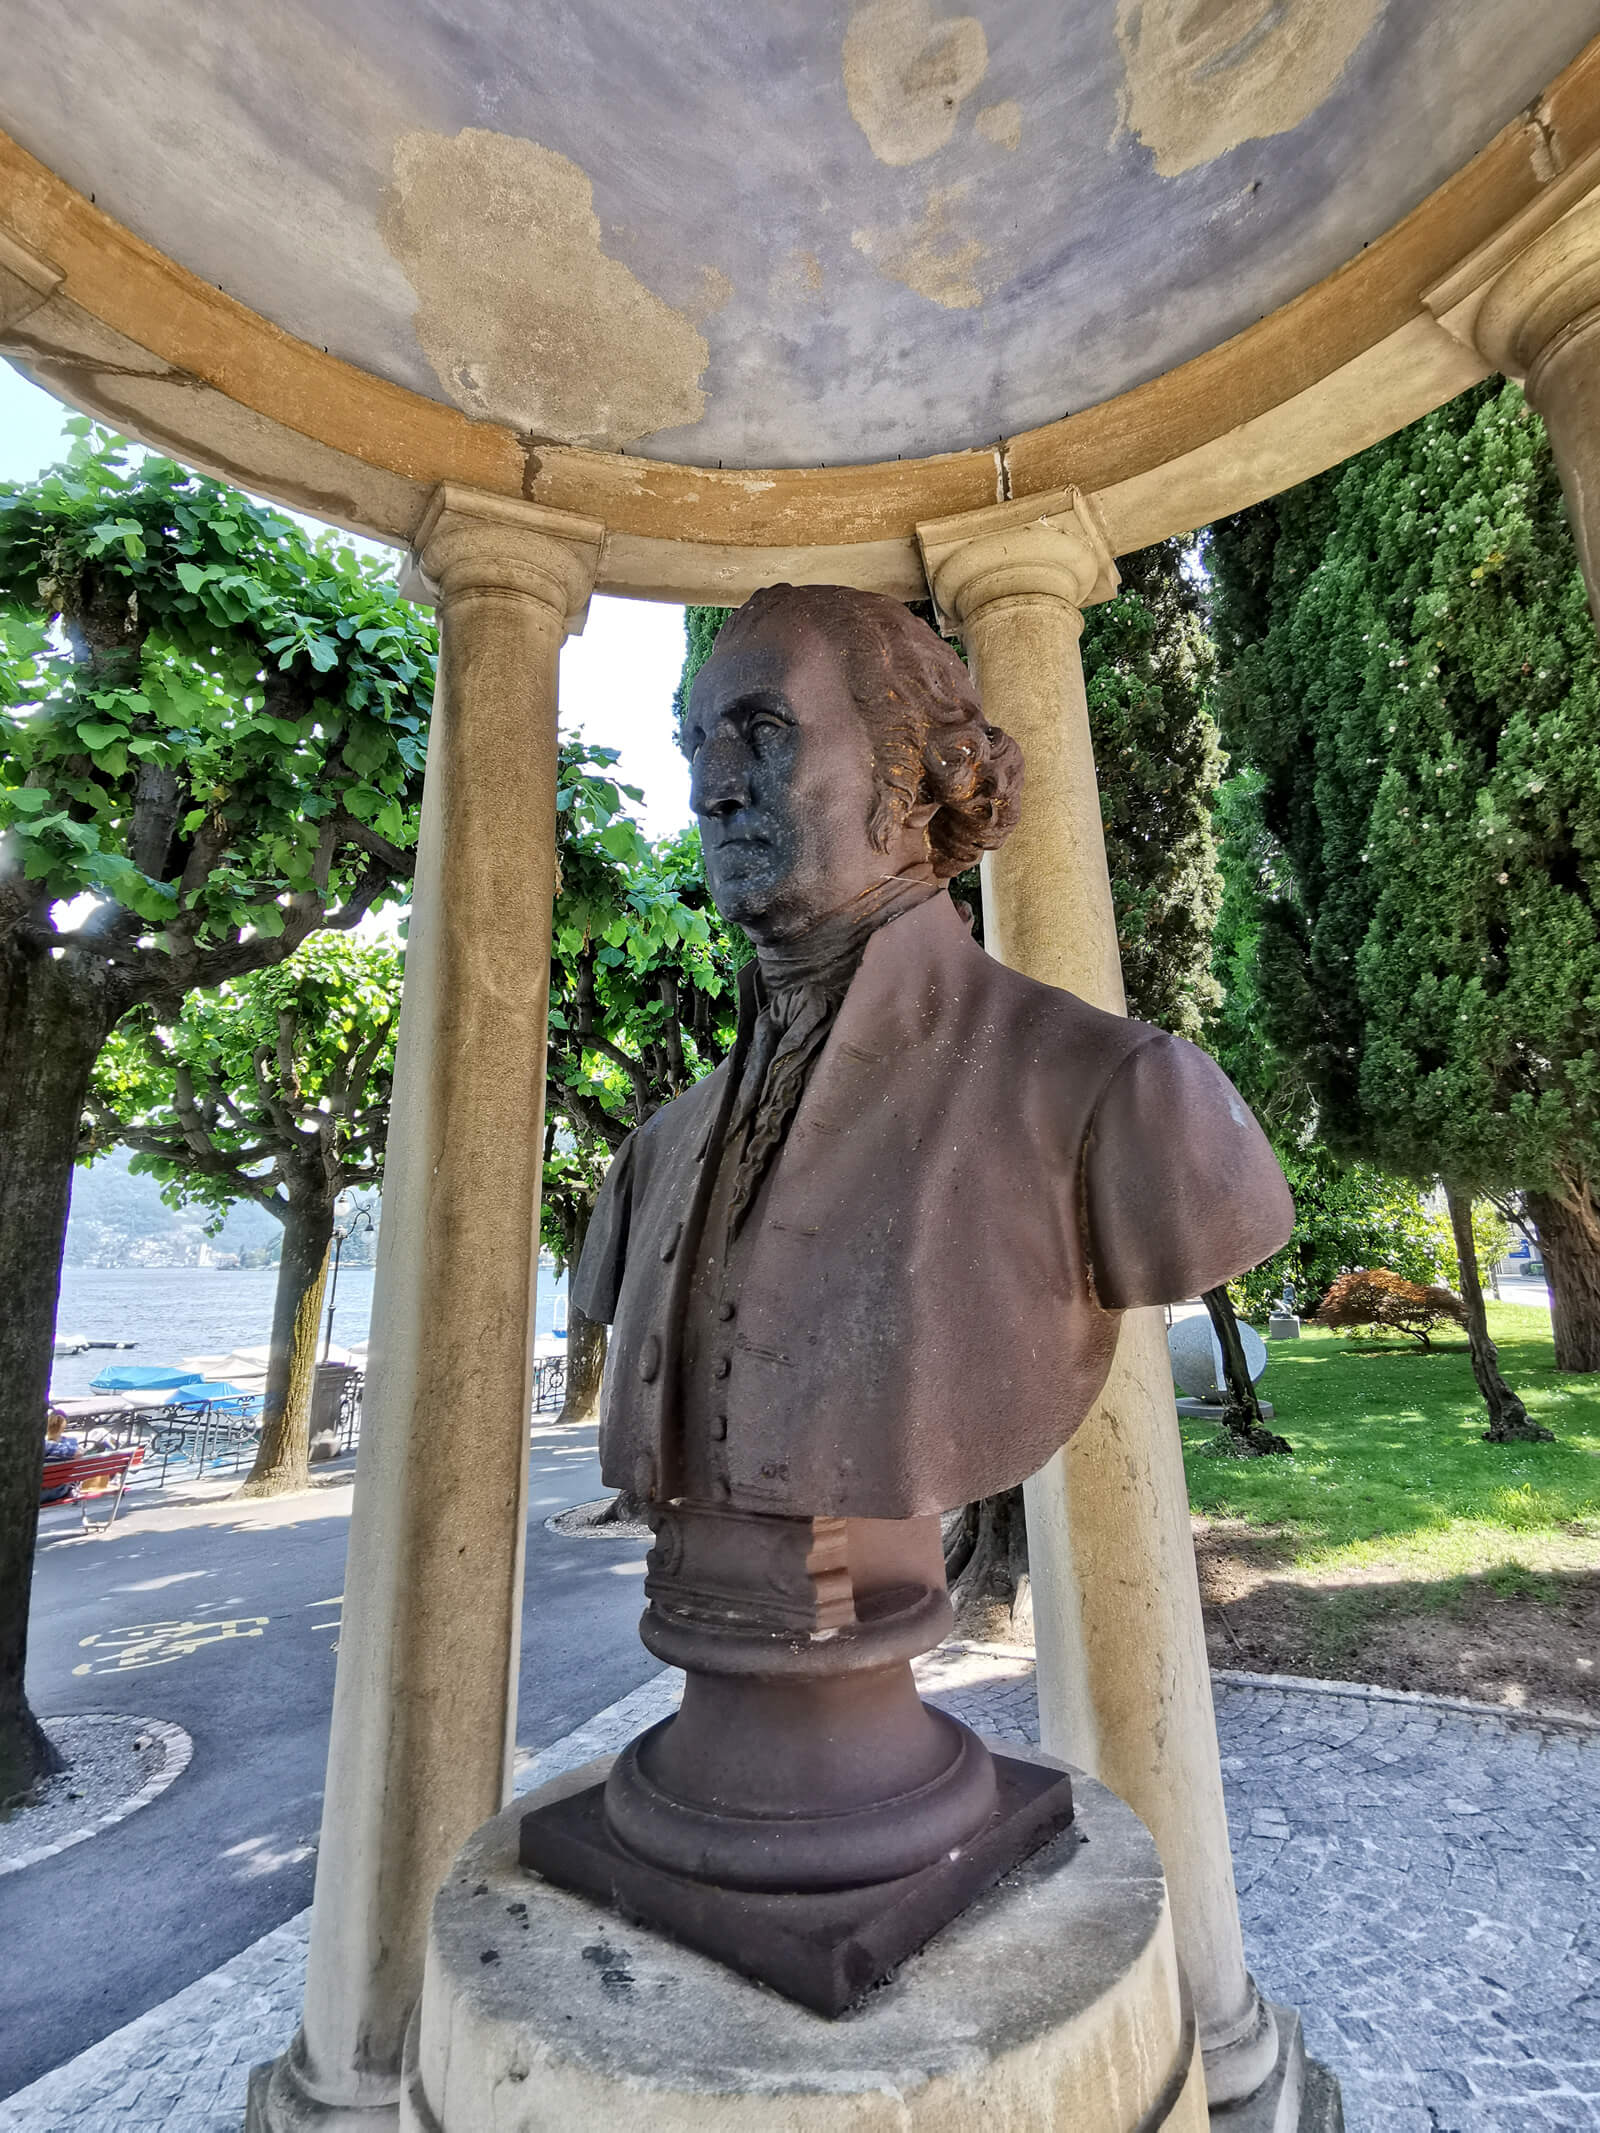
left=1474, top=194, right=1600, bottom=623
left=918, top=492, right=1280, bottom=2110
left=249, top=489, right=603, bottom=2133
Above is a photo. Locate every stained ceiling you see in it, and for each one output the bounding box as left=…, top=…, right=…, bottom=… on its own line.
left=2, top=0, right=1593, bottom=469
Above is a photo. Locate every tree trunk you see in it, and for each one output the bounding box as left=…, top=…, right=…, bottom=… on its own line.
left=1444, top=1183, right=1553, bottom=1444
left=1201, top=1285, right=1292, bottom=1456
left=1527, top=1185, right=1600, bottom=1374
left=943, top=1486, right=1032, bottom=1644
left=238, top=1189, right=336, bottom=1497
left=0, top=937, right=120, bottom=1802
left=596, top=1490, right=649, bottom=1525
left=559, top=1196, right=607, bottom=1423
left=561, top=1308, right=607, bottom=1422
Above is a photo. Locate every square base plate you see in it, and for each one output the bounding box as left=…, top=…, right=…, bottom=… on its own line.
left=519, top=1750, right=1077, bottom=2017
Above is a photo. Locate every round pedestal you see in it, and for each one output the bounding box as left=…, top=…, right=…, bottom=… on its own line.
left=401, top=1747, right=1208, bottom=2133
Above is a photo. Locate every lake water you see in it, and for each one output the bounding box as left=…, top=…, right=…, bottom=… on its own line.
left=49, top=1262, right=568, bottom=1399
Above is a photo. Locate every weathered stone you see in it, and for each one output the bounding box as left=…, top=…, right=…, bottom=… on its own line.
left=404, top=1748, right=1205, bottom=2133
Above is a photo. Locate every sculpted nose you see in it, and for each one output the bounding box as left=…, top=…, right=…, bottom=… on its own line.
left=692, top=732, right=750, bottom=820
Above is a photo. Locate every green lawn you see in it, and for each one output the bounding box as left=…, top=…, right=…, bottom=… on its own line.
left=1180, top=1304, right=1600, bottom=1584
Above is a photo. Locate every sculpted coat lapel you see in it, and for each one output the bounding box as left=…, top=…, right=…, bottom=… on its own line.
left=575, top=892, right=1291, bottom=1520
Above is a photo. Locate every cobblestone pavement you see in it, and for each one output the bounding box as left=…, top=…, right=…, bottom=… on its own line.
left=1, top=1656, right=1594, bottom=2133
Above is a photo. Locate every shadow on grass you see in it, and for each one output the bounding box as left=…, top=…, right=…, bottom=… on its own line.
left=1180, top=1306, right=1600, bottom=1561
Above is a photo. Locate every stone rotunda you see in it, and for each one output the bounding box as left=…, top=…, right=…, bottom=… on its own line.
left=5, top=5, right=1600, bottom=2127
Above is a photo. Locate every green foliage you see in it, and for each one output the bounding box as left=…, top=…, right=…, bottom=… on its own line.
left=1228, top=1143, right=1455, bottom=1319
left=542, top=733, right=748, bottom=1263
left=673, top=605, right=731, bottom=740
left=87, top=929, right=404, bottom=1222
left=1206, top=381, right=1600, bottom=1210
left=0, top=425, right=427, bottom=964
left=1081, top=541, right=1223, bottom=1037
left=1205, top=768, right=1310, bottom=1134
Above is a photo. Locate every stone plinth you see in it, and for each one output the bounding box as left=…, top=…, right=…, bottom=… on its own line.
left=1175, top=1397, right=1277, bottom=1421
left=1267, top=1315, right=1302, bottom=1341
left=401, top=1749, right=1207, bottom=2133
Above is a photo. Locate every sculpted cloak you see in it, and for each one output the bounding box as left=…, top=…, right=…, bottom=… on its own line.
left=574, top=890, right=1291, bottom=1520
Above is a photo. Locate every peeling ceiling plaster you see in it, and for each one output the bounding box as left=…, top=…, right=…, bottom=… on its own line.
left=842, top=0, right=990, bottom=166
left=0, top=0, right=1593, bottom=469
left=1116, top=0, right=1384, bottom=177
left=382, top=128, right=708, bottom=447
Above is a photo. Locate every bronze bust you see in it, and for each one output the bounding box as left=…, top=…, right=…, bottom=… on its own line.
left=522, top=584, right=1292, bottom=2013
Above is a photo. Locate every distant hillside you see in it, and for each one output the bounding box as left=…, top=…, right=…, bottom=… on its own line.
left=65, top=1149, right=284, bottom=1268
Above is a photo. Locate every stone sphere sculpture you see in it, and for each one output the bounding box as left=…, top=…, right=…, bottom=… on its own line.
left=1169, top=1311, right=1268, bottom=1401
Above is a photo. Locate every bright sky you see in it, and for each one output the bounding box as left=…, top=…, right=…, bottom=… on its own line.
left=0, top=361, right=694, bottom=837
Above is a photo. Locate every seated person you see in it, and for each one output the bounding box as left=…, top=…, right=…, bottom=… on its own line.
left=41, top=1409, right=80, bottom=1502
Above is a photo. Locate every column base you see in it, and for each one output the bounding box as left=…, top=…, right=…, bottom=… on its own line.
left=1202, top=1979, right=1281, bottom=2104
left=1209, top=2004, right=1345, bottom=2130
left=405, top=1745, right=1206, bottom=2133
left=244, top=2038, right=398, bottom=2133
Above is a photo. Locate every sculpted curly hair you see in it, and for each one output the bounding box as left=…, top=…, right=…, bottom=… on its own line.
left=716, top=584, right=1023, bottom=879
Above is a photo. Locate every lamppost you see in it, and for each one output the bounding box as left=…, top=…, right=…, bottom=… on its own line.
left=323, top=1198, right=375, bottom=1363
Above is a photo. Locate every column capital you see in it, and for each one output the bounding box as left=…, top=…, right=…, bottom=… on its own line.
left=1421, top=151, right=1600, bottom=386
left=1473, top=194, right=1600, bottom=385
left=916, top=486, right=1119, bottom=636
left=405, top=485, right=605, bottom=634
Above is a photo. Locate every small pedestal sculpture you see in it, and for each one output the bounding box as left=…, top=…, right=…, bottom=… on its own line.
left=519, top=584, right=1294, bottom=2013
left=1269, top=1278, right=1303, bottom=1341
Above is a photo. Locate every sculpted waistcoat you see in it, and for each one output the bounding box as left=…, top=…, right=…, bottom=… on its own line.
left=574, top=892, right=1291, bottom=1521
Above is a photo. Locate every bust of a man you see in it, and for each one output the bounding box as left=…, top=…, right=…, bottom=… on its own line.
left=529, top=582, right=1294, bottom=2004
left=575, top=582, right=1291, bottom=1521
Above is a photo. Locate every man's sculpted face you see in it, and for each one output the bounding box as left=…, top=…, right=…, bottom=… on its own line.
left=684, top=614, right=933, bottom=941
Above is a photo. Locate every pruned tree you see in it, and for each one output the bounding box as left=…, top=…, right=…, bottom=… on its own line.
left=1315, top=1268, right=1468, bottom=1350
left=0, top=428, right=428, bottom=1801
left=1086, top=540, right=1224, bottom=1041
left=86, top=932, right=402, bottom=1495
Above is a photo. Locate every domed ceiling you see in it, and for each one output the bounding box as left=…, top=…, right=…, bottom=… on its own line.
left=2, top=0, right=1595, bottom=473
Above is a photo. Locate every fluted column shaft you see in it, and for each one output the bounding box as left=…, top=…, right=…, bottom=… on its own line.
left=919, top=495, right=1279, bottom=2111
left=250, top=489, right=602, bottom=2132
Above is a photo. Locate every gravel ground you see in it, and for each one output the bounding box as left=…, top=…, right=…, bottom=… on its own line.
left=546, top=1495, right=654, bottom=1542
left=0, top=1715, right=190, bottom=1877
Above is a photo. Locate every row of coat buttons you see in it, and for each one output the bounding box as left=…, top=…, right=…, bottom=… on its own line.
left=636, top=1309, right=737, bottom=1384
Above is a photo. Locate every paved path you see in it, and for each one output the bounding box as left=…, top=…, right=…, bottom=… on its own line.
left=1, top=1654, right=1594, bottom=2133
left=0, top=1419, right=654, bottom=2097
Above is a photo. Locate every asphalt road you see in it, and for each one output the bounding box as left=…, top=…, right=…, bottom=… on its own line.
left=0, top=1419, right=655, bottom=2099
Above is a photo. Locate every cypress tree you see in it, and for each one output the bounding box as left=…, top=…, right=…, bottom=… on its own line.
left=1210, top=379, right=1600, bottom=1427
